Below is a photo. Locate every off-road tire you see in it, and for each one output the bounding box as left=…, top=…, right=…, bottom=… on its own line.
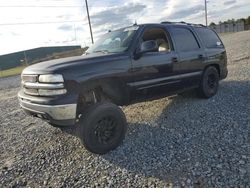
left=198, top=66, right=219, bottom=98
left=78, top=102, right=127, bottom=154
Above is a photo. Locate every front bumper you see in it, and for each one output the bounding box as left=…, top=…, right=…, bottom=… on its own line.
left=18, top=91, right=77, bottom=126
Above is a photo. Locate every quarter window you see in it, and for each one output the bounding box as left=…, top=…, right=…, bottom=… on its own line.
left=195, top=28, right=223, bottom=48
left=171, top=28, right=200, bottom=52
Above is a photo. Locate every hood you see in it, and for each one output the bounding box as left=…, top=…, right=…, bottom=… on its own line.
left=22, top=52, right=127, bottom=75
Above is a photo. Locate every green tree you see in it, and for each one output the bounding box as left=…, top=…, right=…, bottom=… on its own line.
left=225, top=19, right=235, bottom=24
left=216, top=15, right=250, bottom=25
left=246, top=16, right=250, bottom=24
left=209, top=22, right=216, bottom=26
left=237, top=18, right=246, bottom=23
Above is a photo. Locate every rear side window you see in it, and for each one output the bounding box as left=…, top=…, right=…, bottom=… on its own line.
left=171, top=27, right=200, bottom=52
left=195, top=28, right=223, bottom=48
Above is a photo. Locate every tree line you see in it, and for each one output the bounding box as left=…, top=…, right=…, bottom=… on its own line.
left=209, top=15, right=250, bottom=26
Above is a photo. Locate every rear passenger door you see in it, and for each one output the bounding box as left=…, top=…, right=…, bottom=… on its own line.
left=194, top=27, right=227, bottom=74
left=170, top=26, right=205, bottom=87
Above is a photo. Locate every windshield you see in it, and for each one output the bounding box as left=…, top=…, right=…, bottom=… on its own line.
left=87, top=26, right=139, bottom=54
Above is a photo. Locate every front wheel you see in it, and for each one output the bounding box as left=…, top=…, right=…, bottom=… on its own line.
left=78, top=103, right=127, bottom=154
left=198, top=66, right=219, bottom=98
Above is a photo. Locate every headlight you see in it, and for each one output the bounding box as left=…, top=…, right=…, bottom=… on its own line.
left=38, top=89, right=67, bottom=96
left=39, top=74, right=64, bottom=83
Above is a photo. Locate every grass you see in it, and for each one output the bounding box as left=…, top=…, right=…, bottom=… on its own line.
left=0, top=48, right=86, bottom=79
left=0, top=66, right=26, bottom=78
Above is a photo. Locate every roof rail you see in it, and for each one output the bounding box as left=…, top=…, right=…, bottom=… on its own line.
left=161, top=21, right=206, bottom=27
left=161, top=21, right=186, bottom=24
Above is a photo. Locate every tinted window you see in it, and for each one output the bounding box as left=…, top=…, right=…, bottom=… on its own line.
left=195, top=28, right=223, bottom=48
left=171, top=28, right=200, bottom=52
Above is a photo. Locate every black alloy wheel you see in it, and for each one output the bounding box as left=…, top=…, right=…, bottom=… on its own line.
left=78, top=103, right=127, bottom=154
left=198, top=66, right=219, bottom=98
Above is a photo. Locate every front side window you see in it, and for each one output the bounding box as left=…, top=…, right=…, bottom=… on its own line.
left=171, top=27, right=200, bottom=52
left=87, top=26, right=139, bottom=54
left=141, top=28, right=172, bottom=52
left=195, top=27, right=223, bottom=48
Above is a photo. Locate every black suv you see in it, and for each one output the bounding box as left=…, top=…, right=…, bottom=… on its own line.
left=18, top=22, right=228, bottom=154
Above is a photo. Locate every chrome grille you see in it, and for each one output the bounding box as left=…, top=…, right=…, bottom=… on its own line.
left=23, top=88, right=39, bottom=96
left=22, top=74, right=38, bottom=96
left=21, top=74, right=66, bottom=96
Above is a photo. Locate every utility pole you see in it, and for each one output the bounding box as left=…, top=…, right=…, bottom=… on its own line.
left=23, top=51, right=28, bottom=66
left=85, top=0, right=94, bottom=44
left=205, top=0, right=208, bottom=26
left=74, top=24, right=77, bottom=45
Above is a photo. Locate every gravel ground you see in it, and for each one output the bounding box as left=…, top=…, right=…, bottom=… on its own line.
left=0, top=31, right=249, bottom=187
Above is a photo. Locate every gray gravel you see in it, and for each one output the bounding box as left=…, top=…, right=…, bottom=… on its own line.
left=0, top=31, right=250, bottom=187
left=0, top=76, right=20, bottom=90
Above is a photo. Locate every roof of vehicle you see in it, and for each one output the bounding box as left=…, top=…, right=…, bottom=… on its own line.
left=110, top=22, right=208, bottom=33
left=137, top=21, right=206, bottom=28
left=161, top=21, right=205, bottom=27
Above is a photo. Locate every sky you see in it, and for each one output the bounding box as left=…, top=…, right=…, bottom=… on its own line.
left=0, top=0, right=249, bottom=55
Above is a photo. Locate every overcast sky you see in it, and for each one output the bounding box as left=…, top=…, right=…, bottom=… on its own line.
left=0, top=0, right=249, bottom=55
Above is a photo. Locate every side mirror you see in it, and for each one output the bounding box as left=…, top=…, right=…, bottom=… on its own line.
left=140, top=40, right=158, bottom=54
left=134, top=40, right=158, bottom=60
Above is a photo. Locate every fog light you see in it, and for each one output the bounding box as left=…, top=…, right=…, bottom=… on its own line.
left=38, top=89, right=67, bottom=96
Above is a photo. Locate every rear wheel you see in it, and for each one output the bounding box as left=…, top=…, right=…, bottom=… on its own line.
left=198, top=66, right=219, bottom=98
left=78, top=102, right=127, bottom=154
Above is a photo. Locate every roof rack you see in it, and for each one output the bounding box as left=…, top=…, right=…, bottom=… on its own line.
left=161, top=21, right=206, bottom=27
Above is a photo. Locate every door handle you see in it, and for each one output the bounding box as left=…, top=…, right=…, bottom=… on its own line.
left=198, top=54, right=204, bottom=59
left=172, top=57, right=178, bottom=63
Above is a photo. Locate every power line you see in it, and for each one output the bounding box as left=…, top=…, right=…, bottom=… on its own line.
left=0, top=2, right=177, bottom=9
left=0, top=5, right=118, bottom=8
left=0, top=20, right=88, bottom=26
left=0, top=15, right=165, bottom=26
left=0, top=5, right=84, bottom=8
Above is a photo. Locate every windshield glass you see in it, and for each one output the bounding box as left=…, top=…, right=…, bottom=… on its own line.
left=87, top=26, right=139, bottom=54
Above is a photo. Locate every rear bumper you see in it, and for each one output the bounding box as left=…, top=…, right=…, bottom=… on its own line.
left=18, top=91, right=77, bottom=126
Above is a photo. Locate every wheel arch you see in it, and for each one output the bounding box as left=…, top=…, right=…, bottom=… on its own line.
left=77, top=78, right=130, bottom=106
left=204, top=64, right=221, bottom=78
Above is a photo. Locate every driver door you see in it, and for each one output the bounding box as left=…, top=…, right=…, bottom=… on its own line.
left=130, top=26, right=180, bottom=101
